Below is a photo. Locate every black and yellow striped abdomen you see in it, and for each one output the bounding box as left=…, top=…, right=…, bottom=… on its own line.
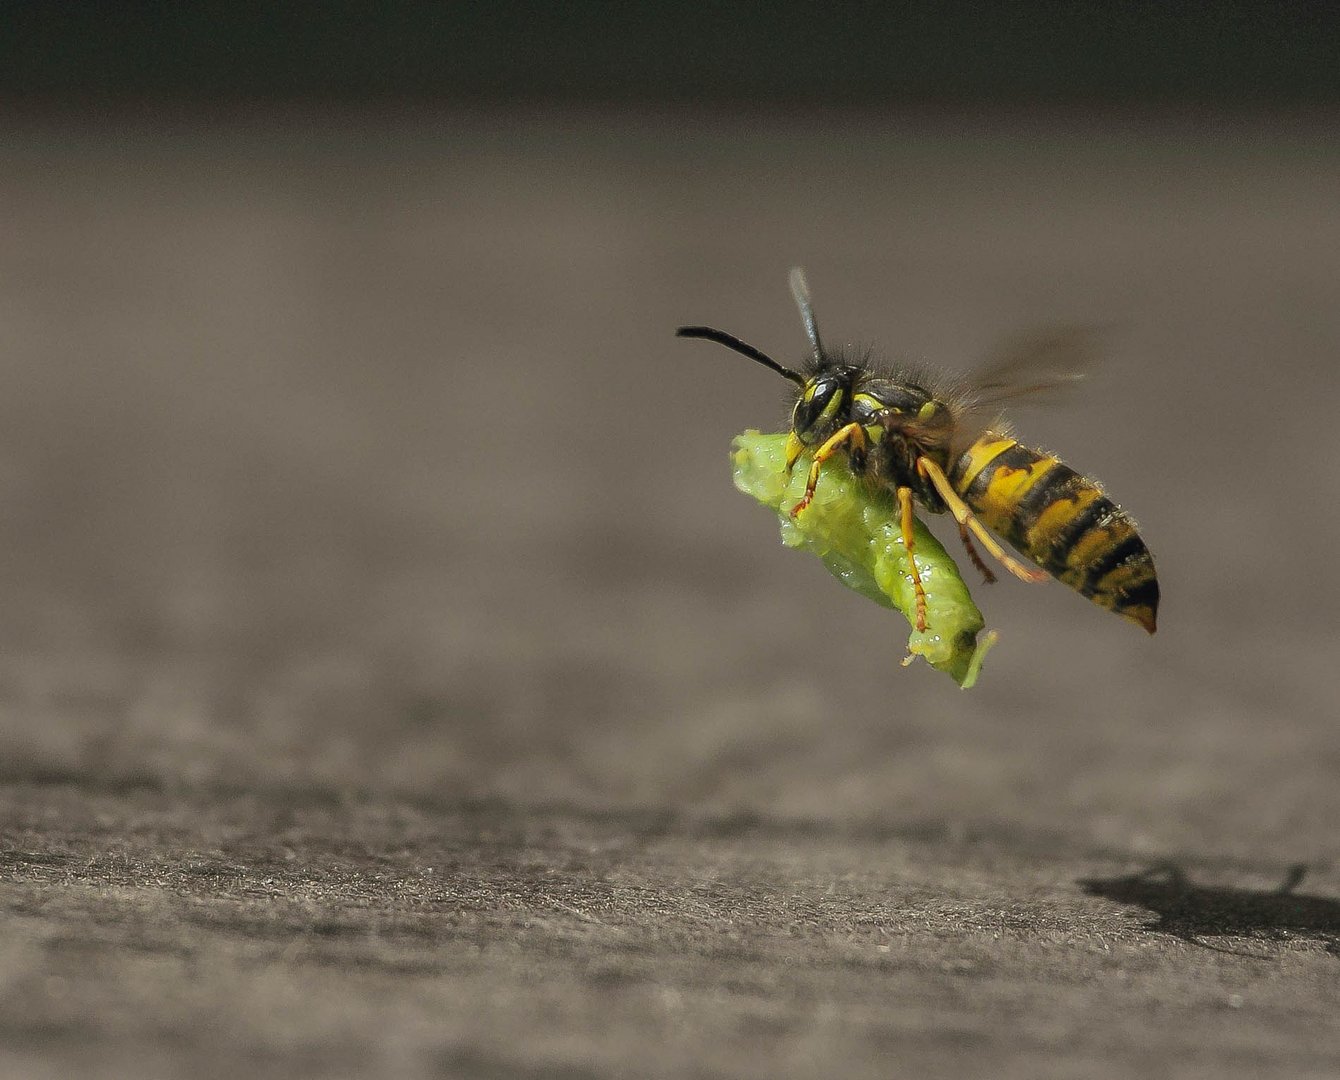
left=951, top=436, right=1159, bottom=633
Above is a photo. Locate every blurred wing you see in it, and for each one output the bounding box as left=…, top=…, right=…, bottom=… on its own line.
left=971, top=324, right=1100, bottom=404
left=945, top=325, right=1104, bottom=456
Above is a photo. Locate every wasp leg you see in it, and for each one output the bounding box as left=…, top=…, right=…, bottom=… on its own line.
left=898, top=484, right=929, bottom=632
left=915, top=457, right=1048, bottom=584
left=790, top=422, right=866, bottom=517
left=957, top=523, right=997, bottom=585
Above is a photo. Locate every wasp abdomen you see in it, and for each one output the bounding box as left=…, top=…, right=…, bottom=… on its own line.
left=951, top=437, right=1159, bottom=633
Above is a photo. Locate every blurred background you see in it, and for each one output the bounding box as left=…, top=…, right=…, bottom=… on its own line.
left=2, top=2, right=1339, bottom=860
left=7, top=8, right=1340, bottom=1077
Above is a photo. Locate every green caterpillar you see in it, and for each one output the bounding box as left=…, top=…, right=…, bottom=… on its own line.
left=731, top=430, right=996, bottom=688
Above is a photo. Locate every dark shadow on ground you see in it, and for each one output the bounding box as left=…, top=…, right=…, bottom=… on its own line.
left=1080, top=864, right=1340, bottom=956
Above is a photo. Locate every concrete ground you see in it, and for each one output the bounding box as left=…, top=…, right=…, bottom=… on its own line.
left=2, top=111, right=1339, bottom=1078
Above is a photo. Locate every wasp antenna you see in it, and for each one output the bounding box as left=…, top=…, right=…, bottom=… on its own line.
left=788, top=266, right=824, bottom=362
left=676, top=326, right=806, bottom=385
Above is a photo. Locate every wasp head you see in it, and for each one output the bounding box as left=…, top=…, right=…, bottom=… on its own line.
left=677, top=268, right=855, bottom=446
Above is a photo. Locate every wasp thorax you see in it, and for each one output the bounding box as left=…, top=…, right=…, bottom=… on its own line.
left=791, top=373, right=851, bottom=445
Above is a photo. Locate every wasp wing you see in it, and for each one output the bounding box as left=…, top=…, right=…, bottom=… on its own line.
left=971, top=325, right=1098, bottom=401
left=942, top=325, right=1104, bottom=458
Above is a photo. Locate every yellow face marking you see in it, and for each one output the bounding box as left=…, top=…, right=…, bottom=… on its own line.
left=917, top=401, right=937, bottom=420
left=817, top=388, right=845, bottom=423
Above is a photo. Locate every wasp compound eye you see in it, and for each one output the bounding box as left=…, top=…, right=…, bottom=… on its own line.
left=792, top=378, right=846, bottom=442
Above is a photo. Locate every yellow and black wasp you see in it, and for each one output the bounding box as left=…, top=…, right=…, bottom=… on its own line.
left=677, top=269, right=1158, bottom=634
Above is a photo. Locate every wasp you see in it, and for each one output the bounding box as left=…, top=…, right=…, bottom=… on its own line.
left=677, top=269, right=1158, bottom=635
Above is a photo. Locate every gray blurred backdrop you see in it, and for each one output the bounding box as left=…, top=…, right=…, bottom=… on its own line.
left=3, top=7, right=1340, bottom=1079
left=6, top=113, right=1339, bottom=848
